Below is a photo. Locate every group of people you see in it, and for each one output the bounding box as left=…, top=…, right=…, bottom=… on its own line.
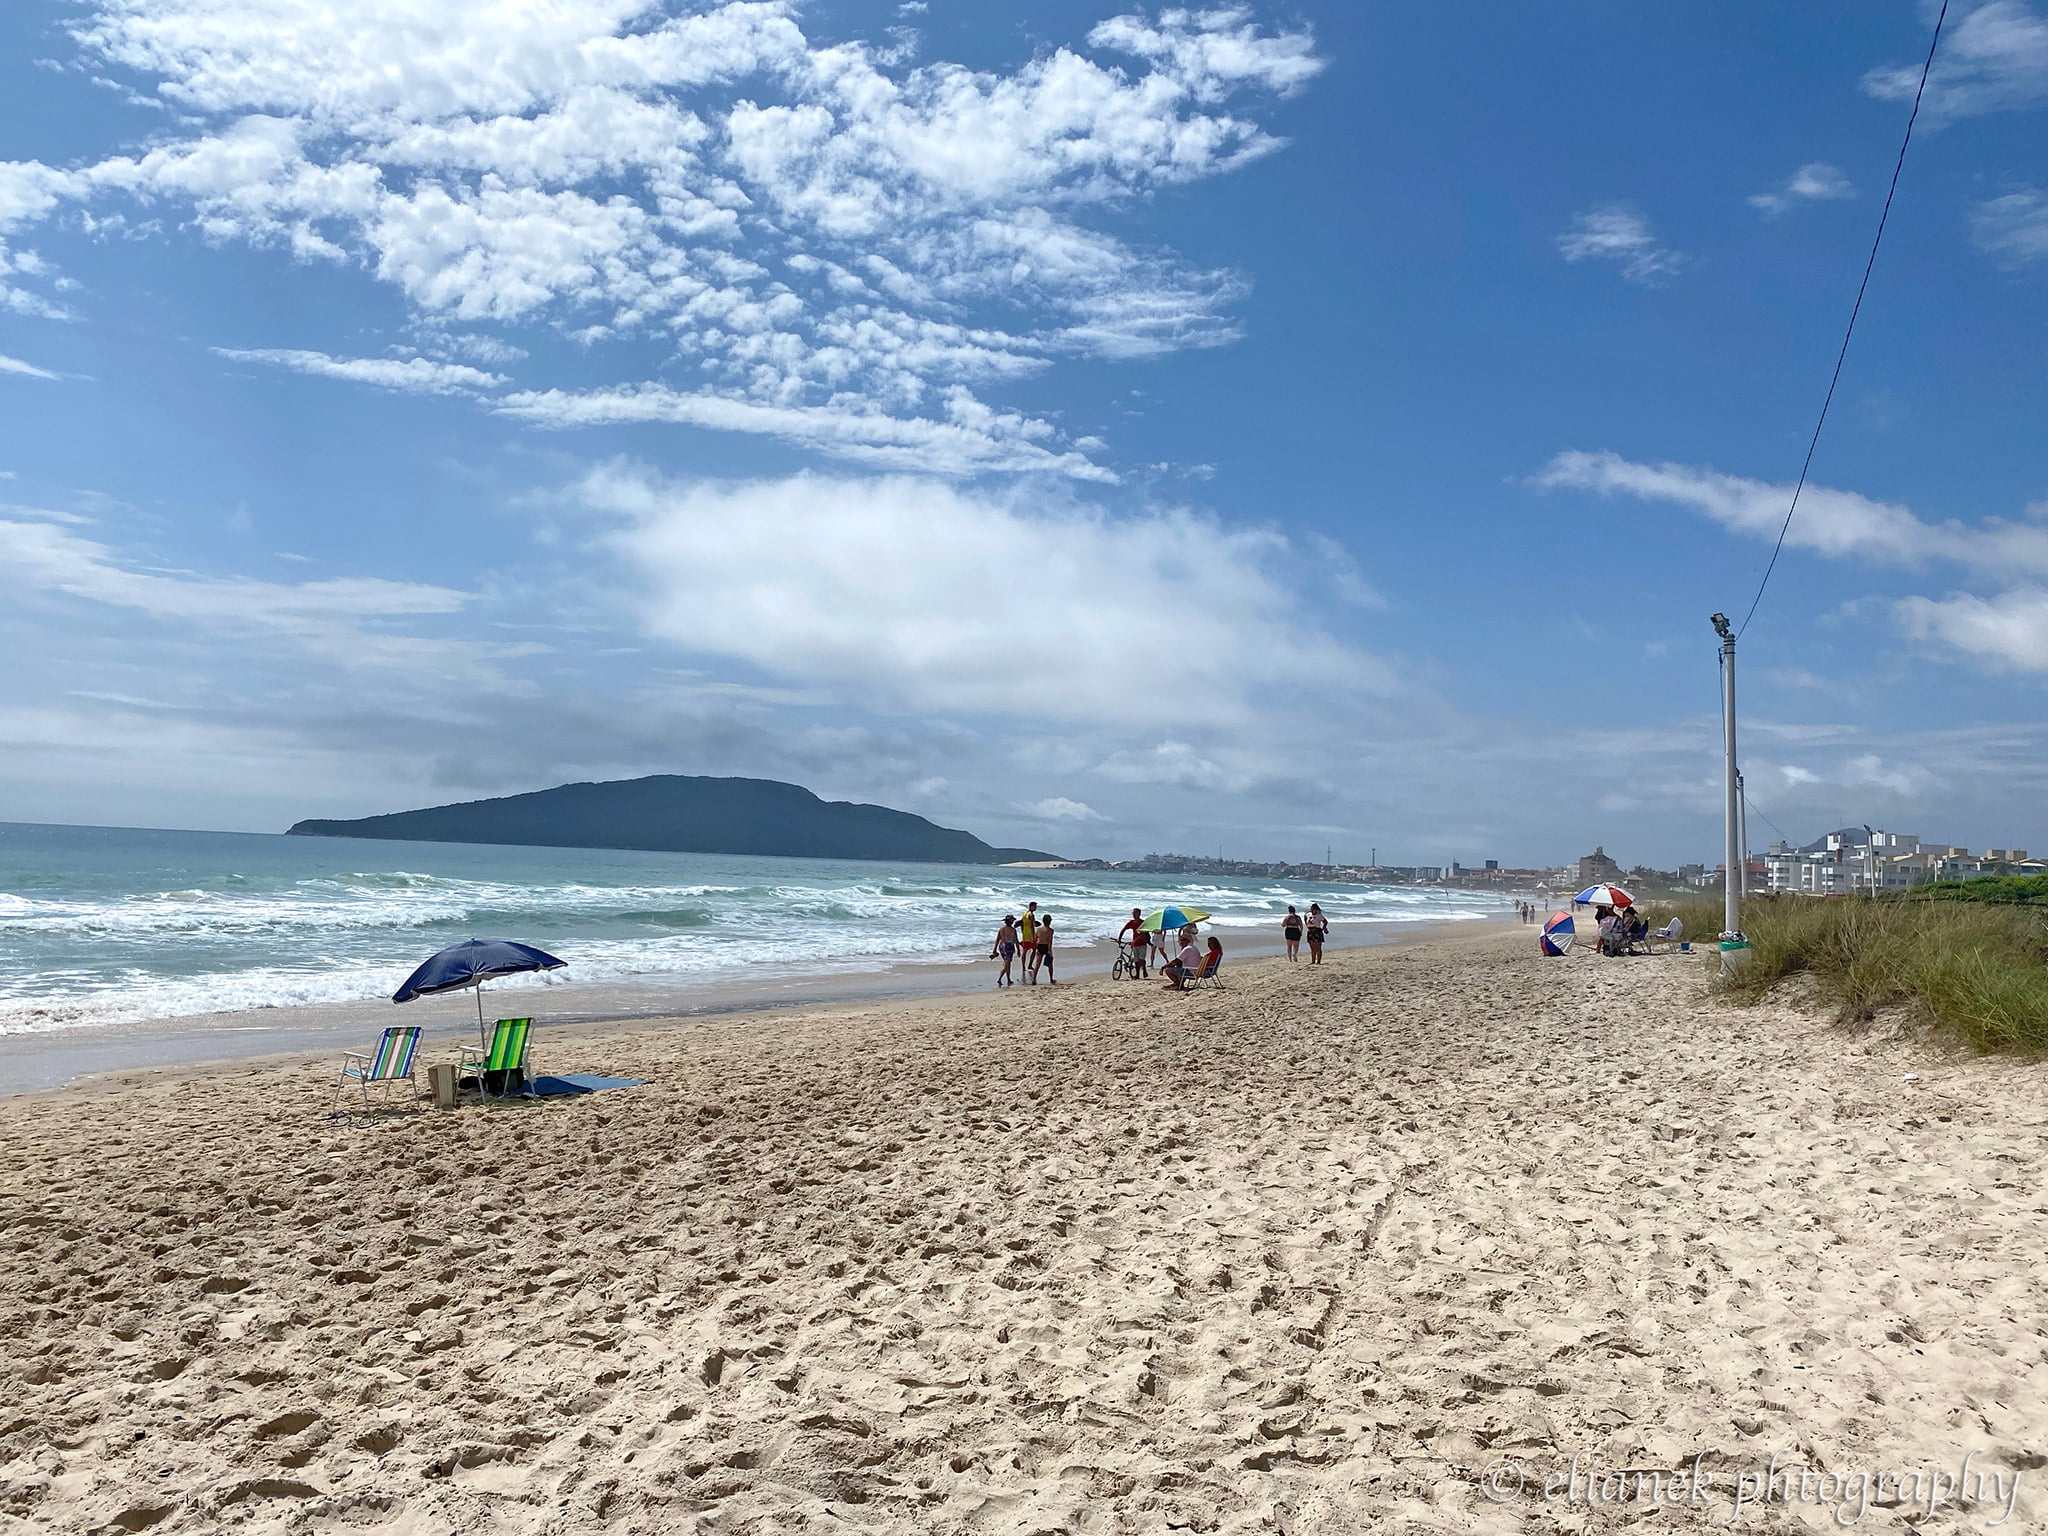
left=1280, top=903, right=1329, bottom=963
left=1514, top=900, right=1540, bottom=924
left=1594, top=902, right=1650, bottom=956
left=1112, top=908, right=1226, bottom=990
left=989, top=900, right=1057, bottom=986
left=990, top=900, right=1336, bottom=989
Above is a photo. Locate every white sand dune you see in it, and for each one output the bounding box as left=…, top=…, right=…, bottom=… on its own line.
left=2, top=926, right=2044, bottom=1533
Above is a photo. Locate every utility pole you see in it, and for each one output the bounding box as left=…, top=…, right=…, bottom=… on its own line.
left=1713, top=614, right=1745, bottom=973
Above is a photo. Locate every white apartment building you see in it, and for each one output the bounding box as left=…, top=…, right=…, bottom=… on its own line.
left=1760, top=828, right=2040, bottom=894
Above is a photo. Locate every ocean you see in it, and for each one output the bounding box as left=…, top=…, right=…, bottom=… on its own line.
left=0, top=821, right=1510, bottom=1038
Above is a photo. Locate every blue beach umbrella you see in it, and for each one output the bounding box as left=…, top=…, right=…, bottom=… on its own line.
left=1138, top=905, right=1212, bottom=934
left=393, top=938, right=567, bottom=1040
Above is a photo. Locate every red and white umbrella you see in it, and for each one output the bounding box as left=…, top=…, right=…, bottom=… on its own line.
left=1572, top=884, right=1634, bottom=908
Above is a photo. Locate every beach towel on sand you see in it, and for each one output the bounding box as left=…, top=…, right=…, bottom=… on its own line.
left=525, top=1073, right=647, bottom=1096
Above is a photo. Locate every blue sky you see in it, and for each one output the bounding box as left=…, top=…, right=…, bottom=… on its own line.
left=2, top=0, right=2045, bottom=867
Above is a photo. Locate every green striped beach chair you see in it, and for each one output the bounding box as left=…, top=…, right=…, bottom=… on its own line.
left=336, top=1025, right=422, bottom=1115
left=460, top=1018, right=536, bottom=1101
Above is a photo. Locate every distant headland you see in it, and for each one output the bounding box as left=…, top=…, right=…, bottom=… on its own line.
left=287, top=774, right=1063, bottom=865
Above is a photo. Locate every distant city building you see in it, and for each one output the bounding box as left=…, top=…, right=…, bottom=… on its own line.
left=1575, top=846, right=1624, bottom=886
left=1760, top=827, right=2045, bottom=894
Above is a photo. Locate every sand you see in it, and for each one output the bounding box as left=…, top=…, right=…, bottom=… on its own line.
left=2, top=926, right=2045, bottom=1534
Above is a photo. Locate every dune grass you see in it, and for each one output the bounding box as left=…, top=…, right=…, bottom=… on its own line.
left=1897, top=872, right=2048, bottom=907
left=1639, top=895, right=2048, bottom=1054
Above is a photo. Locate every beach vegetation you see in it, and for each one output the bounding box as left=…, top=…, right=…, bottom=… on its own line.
left=1894, top=873, right=2048, bottom=907
left=1641, top=896, right=2048, bottom=1054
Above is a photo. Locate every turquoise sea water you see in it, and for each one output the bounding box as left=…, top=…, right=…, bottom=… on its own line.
left=0, top=822, right=1508, bottom=1034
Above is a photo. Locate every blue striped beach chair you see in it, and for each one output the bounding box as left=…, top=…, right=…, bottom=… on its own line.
left=336, top=1025, right=422, bottom=1115
left=460, top=1018, right=536, bottom=1102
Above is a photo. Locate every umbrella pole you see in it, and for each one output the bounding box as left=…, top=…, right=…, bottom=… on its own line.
left=476, top=982, right=487, bottom=1051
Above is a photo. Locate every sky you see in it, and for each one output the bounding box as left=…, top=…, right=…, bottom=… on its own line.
left=1, top=0, right=2045, bottom=869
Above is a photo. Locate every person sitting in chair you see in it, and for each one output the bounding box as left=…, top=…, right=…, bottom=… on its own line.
left=1162, top=933, right=1203, bottom=990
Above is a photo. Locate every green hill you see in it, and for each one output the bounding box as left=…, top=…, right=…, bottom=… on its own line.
left=287, top=775, right=1063, bottom=864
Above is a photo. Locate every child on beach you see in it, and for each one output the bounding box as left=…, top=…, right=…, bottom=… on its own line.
left=991, top=916, right=1018, bottom=987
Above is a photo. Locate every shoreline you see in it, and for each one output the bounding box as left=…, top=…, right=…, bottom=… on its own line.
left=0, top=912, right=1513, bottom=1097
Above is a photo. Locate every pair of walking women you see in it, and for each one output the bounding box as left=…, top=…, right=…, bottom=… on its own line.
left=1281, top=902, right=1329, bottom=964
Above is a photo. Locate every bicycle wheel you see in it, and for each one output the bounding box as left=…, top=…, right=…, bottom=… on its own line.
left=1111, top=951, right=1128, bottom=979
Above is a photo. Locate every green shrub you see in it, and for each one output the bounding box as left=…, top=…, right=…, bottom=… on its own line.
left=1639, top=894, right=2048, bottom=1053
left=1897, top=873, right=2048, bottom=906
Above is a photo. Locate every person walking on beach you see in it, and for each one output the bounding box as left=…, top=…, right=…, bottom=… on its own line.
left=1017, top=902, right=1039, bottom=983
left=1282, top=904, right=1303, bottom=961
left=991, top=915, right=1018, bottom=988
left=1036, top=916, right=1057, bottom=985
left=1305, top=903, right=1328, bottom=965
left=1119, top=907, right=1148, bottom=978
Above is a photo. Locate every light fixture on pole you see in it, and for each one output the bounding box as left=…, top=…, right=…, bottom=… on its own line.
left=1712, top=614, right=1747, bottom=974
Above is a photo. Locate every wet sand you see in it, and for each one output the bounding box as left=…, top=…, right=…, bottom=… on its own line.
left=0, top=921, right=1466, bottom=1096
left=2, top=925, right=2044, bottom=1533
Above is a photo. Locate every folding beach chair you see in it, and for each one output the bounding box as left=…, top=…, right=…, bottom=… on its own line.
left=335, top=1025, right=422, bottom=1116
left=460, top=1017, right=536, bottom=1101
left=1180, top=951, right=1223, bottom=991
left=1645, top=918, right=1685, bottom=953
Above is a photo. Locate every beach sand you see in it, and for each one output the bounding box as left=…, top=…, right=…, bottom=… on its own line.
left=3, top=925, right=2045, bottom=1533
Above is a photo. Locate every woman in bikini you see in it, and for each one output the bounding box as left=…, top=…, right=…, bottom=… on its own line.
left=1281, top=904, right=1303, bottom=961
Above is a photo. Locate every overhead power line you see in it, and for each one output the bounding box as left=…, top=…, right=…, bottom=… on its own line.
left=1738, top=0, right=1949, bottom=637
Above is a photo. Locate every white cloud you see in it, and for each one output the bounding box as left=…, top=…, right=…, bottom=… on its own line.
left=212, top=347, right=507, bottom=393
left=0, top=514, right=511, bottom=677
left=0, top=353, right=59, bottom=380
left=1898, top=587, right=2048, bottom=671
left=1027, top=796, right=1104, bottom=821
left=583, top=466, right=1384, bottom=726
left=1864, top=0, right=2048, bottom=121
left=1538, top=449, right=2048, bottom=678
left=1971, top=187, right=2048, bottom=265
left=1534, top=449, right=2048, bottom=576
left=499, top=383, right=1113, bottom=479
left=5, top=0, right=1321, bottom=478
left=1556, top=206, right=1686, bottom=285
left=1749, top=161, right=1856, bottom=215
